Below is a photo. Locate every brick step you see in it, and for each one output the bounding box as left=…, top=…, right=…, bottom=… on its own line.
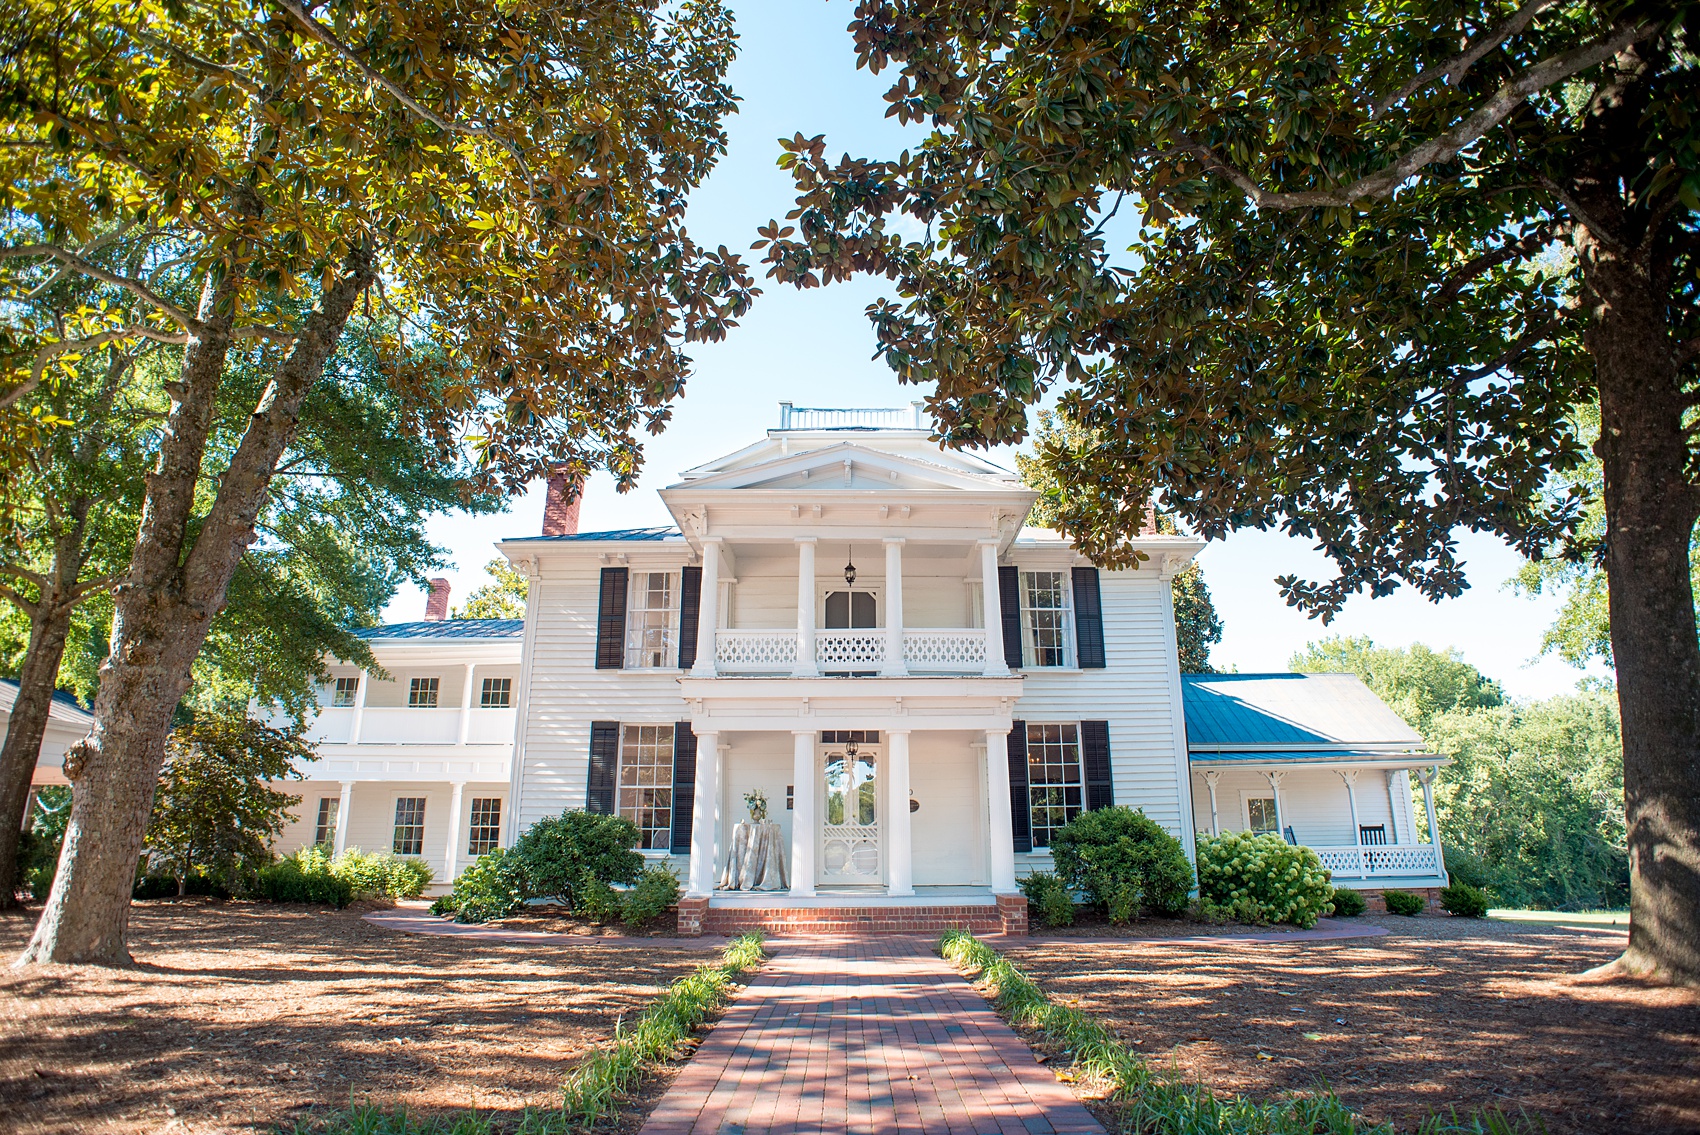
left=680, top=896, right=1028, bottom=937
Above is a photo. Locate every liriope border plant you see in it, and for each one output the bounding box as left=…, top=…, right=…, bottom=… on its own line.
left=285, top=933, right=766, bottom=1135
left=937, top=929, right=1543, bottom=1135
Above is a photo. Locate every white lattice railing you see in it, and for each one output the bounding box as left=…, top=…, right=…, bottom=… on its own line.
left=1313, top=844, right=1443, bottom=879
left=778, top=404, right=922, bottom=430
left=904, top=629, right=989, bottom=672
left=715, top=629, right=797, bottom=673
left=816, top=630, right=886, bottom=668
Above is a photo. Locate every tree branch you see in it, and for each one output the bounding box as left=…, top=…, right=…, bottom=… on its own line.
left=1371, top=0, right=1557, bottom=116
left=1433, top=220, right=1564, bottom=304
left=24, top=222, right=136, bottom=301
left=0, top=244, right=198, bottom=327
left=1184, top=17, right=1662, bottom=210
left=269, top=0, right=536, bottom=194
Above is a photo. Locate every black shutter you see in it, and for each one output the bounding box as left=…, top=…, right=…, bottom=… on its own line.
left=1081, top=720, right=1114, bottom=811
left=670, top=722, right=697, bottom=854
left=587, top=721, right=620, bottom=814
left=998, top=565, right=1023, bottom=669
left=1007, top=722, right=1032, bottom=853
left=676, top=566, right=703, bottom=670
left=595, top=567, right=628, bottom=669
left=1072, top=567, right=1106, bottom=669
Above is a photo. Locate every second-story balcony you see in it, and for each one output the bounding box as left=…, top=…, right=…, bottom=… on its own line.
left=301, top=706, right=517, bottom=747
left=715, top=628, right=989, bottom=675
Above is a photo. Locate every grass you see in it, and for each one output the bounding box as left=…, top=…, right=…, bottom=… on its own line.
left=937, top=928, right=1546, bottom=1135
left=1487, top=909, right=1629, bottom=927
left=284, top=933, right=767, bottom=1134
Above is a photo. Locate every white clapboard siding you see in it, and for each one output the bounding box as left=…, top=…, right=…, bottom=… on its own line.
left=273, top=779, right=508, bottom=888
left=1189, top=766, right=1403, bottom=847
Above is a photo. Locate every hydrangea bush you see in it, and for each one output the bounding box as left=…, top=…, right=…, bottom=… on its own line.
left=1195, top=831, right=1334, bottom=928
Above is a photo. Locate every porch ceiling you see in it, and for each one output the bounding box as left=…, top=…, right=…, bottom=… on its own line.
left=679, top=674, right=1025, bottom=733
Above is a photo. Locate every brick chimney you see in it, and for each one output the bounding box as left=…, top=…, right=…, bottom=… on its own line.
left=543, top=468, right=583, bottom=537
left=424, top=578, right=451, bottom=621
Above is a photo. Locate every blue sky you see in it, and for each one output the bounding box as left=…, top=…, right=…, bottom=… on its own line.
left=384, top=0, right=1604, bottom=700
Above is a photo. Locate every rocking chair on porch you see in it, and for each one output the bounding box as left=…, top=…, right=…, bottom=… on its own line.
left=1359, top=824, right=1389, bottom=845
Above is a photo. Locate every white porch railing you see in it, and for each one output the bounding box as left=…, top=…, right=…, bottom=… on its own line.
left=1313, top=843, right=1443, bottom=879
left=301, top=706, right=516, bottom=747
left=816, top=630, right=886, bottom=668
left=716, top=629, right=799, bottom=673
left=904, top=629, right=988, bottom=672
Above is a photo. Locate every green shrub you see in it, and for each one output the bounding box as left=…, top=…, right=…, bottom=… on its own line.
left=1194, top=831, right=1335, bottom=928
left=1047, top=807, right=1193, bottom=917
left=509, top=810, right=644, bottom=915
left=1383, top=889, right=1426, bottom=916
left=1440, top=881, right=1490, bottom=918
left=133, top=870, right=228, bottom=899
left=1329, top=886, right=1367, bottom=917
left=623, top=865, right=682, bottom=928
left=438, top=849, right=527, bottom=923
left=333, top=848, right=434, bottom=899
left=253, top=850, right=354, bottom=907
left=1018, top=871, right=1075, bottom=927
left=1443, top=846, right=1492, bottom=890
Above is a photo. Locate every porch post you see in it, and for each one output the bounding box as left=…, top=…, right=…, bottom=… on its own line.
left=456, top=662, right=475, bottom=745
left=687, top=730, right=721, bottom=895
left=886, top=729, right=914, bottom=895
left=349, top=669, right=369, bottom=745
left=1339, top=769, right=1361, bottom=841
left=691, top=539, right=722, bottom=677
left=1202, top=770, right=1222, bottom=836
left=1263, top=770, right=1287, bottom=836
left=445, top=781, right=466, bottom=880
left=1386, top=770, right=1405, bottom=843
left=1417, top=766, right=1445, bottom=875
left=881, top=538, right=907, bottom=676
left=985, top=728, right=1017, bottom=893
left=333, top=780, right=354, bottom=856
left=794, top=538, right=818, bottom=677
left=979, top=540, right=1010, bottom=677
left=789, top=730, right=817, bottom=897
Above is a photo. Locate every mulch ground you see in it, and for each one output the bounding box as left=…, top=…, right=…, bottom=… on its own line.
left=1006, top=913, right=1700, bottom=1134
left=0, top=898, right=711, bottom=1135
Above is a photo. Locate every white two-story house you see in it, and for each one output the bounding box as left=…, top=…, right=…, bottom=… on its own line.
left=266, top=405, right=1448, bottom=928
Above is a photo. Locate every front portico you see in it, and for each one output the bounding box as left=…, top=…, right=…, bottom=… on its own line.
left=677, top=676, right=1025, bottom=908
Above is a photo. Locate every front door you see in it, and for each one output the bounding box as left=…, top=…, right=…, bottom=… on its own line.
left=820, top=738, right=881, bottom=884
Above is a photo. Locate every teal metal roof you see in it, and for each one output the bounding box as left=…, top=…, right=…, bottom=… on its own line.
left=512, top=526, right=680, bottom=543
left=1181, top=673, right=1424, bottom=750
left=1190, top=749, right=1430, bottom=765
left=354, top=619, right=523, bottom=641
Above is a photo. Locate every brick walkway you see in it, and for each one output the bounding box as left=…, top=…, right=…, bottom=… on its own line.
left=640, top=936, right=1103, bottom=1135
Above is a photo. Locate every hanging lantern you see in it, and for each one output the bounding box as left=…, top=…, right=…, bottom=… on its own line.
left=844, top=545, right=857, bottom=586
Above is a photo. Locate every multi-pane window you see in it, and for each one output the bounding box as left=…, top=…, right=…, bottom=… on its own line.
left=618, top=724, right=675, bottom=850
left=480, top=677, right=512, bottom=708
left=1019, top=571, right=1072, bottom=667
left=313, top=798, right=339, bottom=847
left=467, top=798, right=502, bottom=856
left=1026, top=723, right=1083, bottom=848
left=407, top=677, right=439, bottom=708
left=332, top=676, right=360, bottom=707
left=625, top=571, right=680, bottom=668
left=393, top=797, right=426, bottom=855
left=1246, top=795, right=1279, bottom=835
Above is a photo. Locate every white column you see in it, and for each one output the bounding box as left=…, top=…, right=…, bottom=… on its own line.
left=793, top=537, right=818, bottom=677
left=979, top=540, right=1010, bottom=676
left=1417, top=766, right=1445, bottom=874
left=1339, top=769, right=1362, bottom=842
left=789, top=730, right=817, bottom=897
left=881, top=538, right=907, bottom=677
left=691, top=539, right=722, bottom=677
left=1263, top=770, right=1287, bottom=837
left=1202, top=770, right=1222, bottom=836
left=333, top=781, right=354, bottom=856
left=348, top=670, right=369, bottom=744
left=445, top=781, right=466, bottom=881
left=687, top=729, right=721, bottom=895
left=456, top=662, right=475, bottom=745
left=886, top=729, right=913, bottom=896
left=984, top=728, right=1017, bottom=893
left=1387, top=770, right=1405, bottom=844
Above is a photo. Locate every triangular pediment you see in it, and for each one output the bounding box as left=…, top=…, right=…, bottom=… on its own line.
left=668, top=442, right=1019, bottom=495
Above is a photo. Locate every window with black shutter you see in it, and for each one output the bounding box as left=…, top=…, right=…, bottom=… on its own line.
left=676, top=566, right=703, bottom=670
left=1081, top=720, right=1114, bottom=810
left=1006, top=722, right=1032, bottom=853
left=594, top=568, right=628, bottom=669
left=1072, top=567, right=1106, bottom=669
left=998, top=565, right=1023, bottom=670
left=587, top=720, right=619, bottom=813
left=670, top=723, right=698, bottom=854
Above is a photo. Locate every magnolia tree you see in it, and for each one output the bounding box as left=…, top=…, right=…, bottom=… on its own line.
left=760, top=2, right=1699, bottom=982
left=2, top=0, right=753, bottom=964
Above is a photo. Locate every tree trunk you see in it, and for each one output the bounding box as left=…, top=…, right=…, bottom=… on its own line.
left=1585, top=236, right=1700, bottom=987
left=16, top=251, right=375, bottom=966
left=0, top=603, right=75, bottom=907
